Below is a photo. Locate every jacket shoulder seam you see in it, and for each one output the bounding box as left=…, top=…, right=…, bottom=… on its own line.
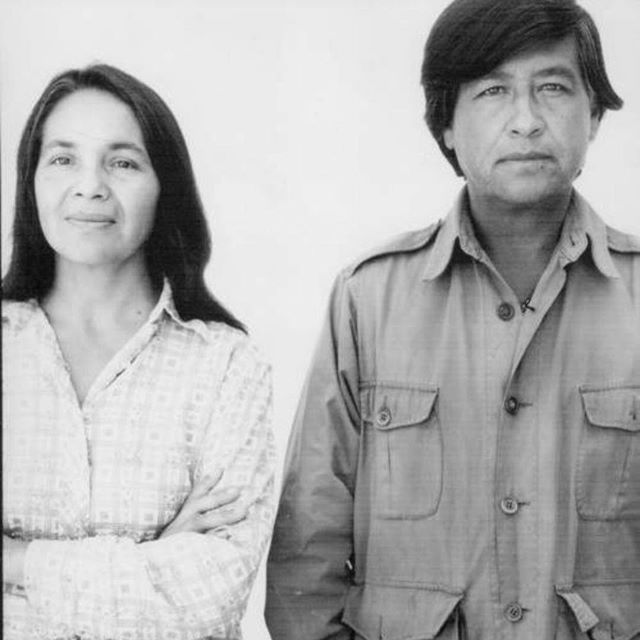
left=344, top=221, right=441, bottom=278
left=606, top=226, right=640, bottom=254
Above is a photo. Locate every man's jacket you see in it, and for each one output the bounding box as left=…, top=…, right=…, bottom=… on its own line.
left=265, top=190, right=640, bottom=640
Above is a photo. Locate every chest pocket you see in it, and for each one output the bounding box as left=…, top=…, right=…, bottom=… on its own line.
left=361, top=383, right=442, bottom=519
left=577, top=385, right=640, bottom=520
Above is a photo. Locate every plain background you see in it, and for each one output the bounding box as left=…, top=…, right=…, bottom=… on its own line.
left=1, top=1, right=639, bottom=637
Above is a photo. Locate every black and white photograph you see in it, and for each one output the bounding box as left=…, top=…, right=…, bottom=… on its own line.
left=2, top=1, right=639, bottom=639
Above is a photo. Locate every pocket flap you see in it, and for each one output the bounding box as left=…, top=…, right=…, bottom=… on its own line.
left=580, top=386, right=640, bottom=432
left=557, top=583, right=640, bottom=640
left=342, top=583, right=463, bottom=640
left=361, top=385, right=439, bottom=431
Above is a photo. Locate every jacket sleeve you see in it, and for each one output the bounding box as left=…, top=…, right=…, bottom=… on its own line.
left=22, top=341, right=275, bottom=640
left=265, top=271, right=361, bottom=640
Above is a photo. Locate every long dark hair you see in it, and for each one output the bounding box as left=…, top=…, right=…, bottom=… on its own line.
left=421, top=0, right=623, bottom=176
left=3, top=63, right=245, bottom=331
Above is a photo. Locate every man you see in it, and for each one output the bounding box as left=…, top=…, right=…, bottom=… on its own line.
left=265, top=0, right=640, bottom=638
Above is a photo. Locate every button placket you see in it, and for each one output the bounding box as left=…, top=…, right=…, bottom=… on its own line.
left=497, top=302, right=515, bottom=321
left=504, top=396, right=520, bottom=415
left=504, top=601, right=524, bottom=623
left=500, top=496, right=520, bottom=515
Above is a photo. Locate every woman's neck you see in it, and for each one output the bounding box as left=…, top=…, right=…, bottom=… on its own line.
left=42, top=256, right=158, bottom=331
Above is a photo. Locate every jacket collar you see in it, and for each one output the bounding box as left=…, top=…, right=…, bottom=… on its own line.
left=558, top=191, right=619, bottom=278
left=423, top=188, right=619, bottom=281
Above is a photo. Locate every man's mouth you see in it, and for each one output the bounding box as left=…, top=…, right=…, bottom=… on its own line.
left=498, top=152, right=554, bottom=163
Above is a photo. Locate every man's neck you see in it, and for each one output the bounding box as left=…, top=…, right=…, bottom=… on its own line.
left=467, top=189, right=572, bottom=301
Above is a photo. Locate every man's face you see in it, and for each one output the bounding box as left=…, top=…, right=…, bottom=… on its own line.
left=443, top=37, right=600, bottom=206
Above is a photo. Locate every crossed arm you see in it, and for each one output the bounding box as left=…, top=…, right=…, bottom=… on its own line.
left=3, top=469, right=246, bottom=586
left=3, top=343, right=275, bottom=639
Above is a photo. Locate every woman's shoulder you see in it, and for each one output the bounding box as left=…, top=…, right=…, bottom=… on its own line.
left=204, top=321, right=269, bottom=367
left=2, top=298, right=40, bottom=334
left=169, top=316, right=270, bottom=371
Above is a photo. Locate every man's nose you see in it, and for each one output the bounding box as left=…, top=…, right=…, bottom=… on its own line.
left=73, top=164, right=110, bottom=200
left=508, top=93, right=544, bottom=138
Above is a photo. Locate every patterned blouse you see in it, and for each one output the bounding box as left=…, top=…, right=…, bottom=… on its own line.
left=2, top=283, right=275, bottom=640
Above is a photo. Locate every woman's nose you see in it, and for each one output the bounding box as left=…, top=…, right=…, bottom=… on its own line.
left=73, top=165, right=110, bottom=200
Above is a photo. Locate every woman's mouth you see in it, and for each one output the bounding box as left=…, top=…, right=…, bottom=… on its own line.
left=66, top=213, right=116, bottom=229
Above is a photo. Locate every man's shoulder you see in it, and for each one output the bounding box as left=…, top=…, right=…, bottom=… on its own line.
left=343, top=221, right=443, bottom=279
left=606, top=225, right=640, bottom=255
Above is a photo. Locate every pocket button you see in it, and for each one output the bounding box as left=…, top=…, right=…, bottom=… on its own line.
left=376, top=407, right=392, bottom=427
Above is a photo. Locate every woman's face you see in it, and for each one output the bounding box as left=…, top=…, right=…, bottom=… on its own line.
left=34, top=88, right=160, bottom=271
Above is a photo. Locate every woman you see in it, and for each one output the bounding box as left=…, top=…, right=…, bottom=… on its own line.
left=2, top=64, right=275, bottom=639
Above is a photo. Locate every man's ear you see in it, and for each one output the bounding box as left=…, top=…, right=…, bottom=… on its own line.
left=588, top=91, right=601, bottom=142
left=589, top=112, right=601, bottom=142
left=443, top=127, right=455, bottom=150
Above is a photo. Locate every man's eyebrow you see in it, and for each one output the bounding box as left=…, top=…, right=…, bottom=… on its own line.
left=477, top=65, right=579, bottom=83
left=533, top=65, right=579, bottom=82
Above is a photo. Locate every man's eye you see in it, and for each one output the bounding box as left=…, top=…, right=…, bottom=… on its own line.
left=478, top=85, right=506, bottom=98
left=540, top=82, right=568, bottom=94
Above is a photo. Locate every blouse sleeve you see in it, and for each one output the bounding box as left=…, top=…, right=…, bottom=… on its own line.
left=22, top=339, right=275, bottom=640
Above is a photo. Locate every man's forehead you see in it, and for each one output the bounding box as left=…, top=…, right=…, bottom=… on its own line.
left=484, top=36, right=581, bottom=79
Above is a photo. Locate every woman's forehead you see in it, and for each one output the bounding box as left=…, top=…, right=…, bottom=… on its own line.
left=42, top=89, right=145, bottom=149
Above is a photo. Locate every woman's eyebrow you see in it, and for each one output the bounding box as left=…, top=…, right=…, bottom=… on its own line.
left=108, top=141, right=147, bottom=155
left=41, top=139, right=147, bottom=156
left=41, top=139, right=75, bottom=151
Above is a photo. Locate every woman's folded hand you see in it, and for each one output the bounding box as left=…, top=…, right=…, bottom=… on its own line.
left=159, top=470, right=246, bottom=538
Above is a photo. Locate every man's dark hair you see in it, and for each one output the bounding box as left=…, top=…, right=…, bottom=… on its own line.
left=421, top=0, right=623, bottom=176
left=3, top=63, right=245, bottom=331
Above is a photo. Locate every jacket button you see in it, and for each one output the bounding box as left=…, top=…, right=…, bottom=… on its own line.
left=504, top=602, right=524, bottom=623
left=376, top=407, right=392, bottom=427
left=504, top=396, right=520, bottom=415
left=497, top=302, right=515, bottom=321
left=500, top=497, right=519, bottom=515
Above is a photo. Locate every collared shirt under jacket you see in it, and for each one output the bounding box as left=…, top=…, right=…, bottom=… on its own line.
left=265, top=190, right=640, bottom=640
left=3, top=283, right=275, bottom=640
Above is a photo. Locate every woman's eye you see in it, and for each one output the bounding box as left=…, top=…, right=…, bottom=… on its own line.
left=50, top=155, right=72, bottom=166
left=111, top=158, right=139, bottom=170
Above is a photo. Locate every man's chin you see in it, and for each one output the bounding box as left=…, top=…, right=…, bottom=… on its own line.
left=491, top=180, right=571, bottom=207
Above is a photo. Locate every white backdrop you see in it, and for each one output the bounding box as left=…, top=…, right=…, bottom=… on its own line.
left=2, top=1, right=639, bottom=637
